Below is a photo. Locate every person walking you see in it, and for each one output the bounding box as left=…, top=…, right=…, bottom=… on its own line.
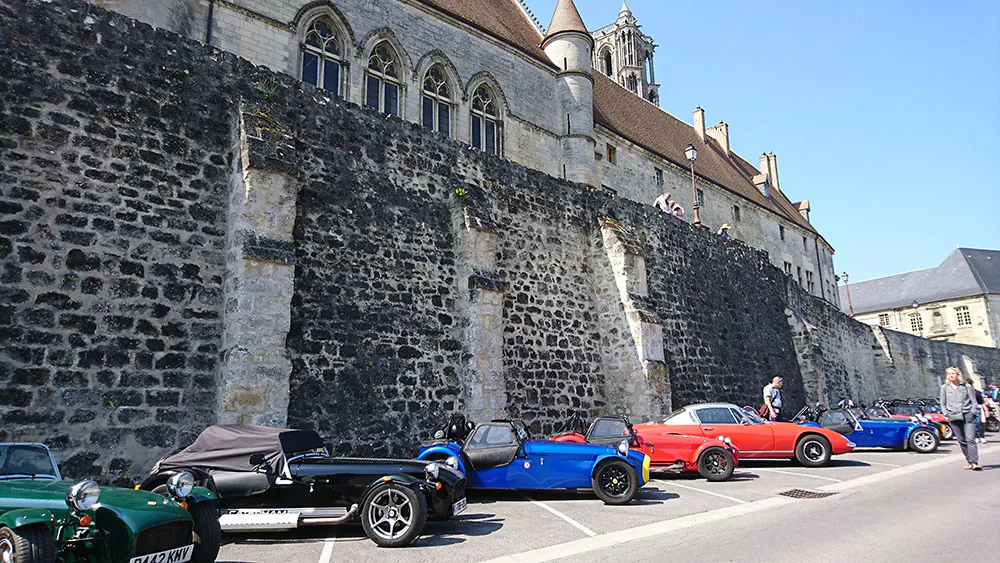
left=940, top=367, right=980, bottom=470
left=761, top=376, right=784, bottom=421
left=967, top=376, right=987, bottom=444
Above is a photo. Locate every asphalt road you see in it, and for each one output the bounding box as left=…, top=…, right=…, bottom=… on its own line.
left=216, top=441, right=1000, bottom=563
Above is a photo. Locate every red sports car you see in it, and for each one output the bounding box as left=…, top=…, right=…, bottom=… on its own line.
left=551, top=415, right=739, bottom=481
left=635, top=403, right=855, bottom=467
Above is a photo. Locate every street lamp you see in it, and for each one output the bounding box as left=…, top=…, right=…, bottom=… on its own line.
left=841, top=272, right=854, bottom=317
left=684, top=144, right=702, bottom=227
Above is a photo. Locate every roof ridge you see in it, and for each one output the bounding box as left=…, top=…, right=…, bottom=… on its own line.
left=514, top=0, right=545, bottom=35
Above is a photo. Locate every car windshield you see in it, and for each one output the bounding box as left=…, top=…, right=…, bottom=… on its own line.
left=738, top=408, right=766, bottom=424
left=848, top=408, right=868, bottom=420
left=922, top=404, right=941, bottom=414
left=589, top=418, right=629, bottom=439
left=867, top=407, right=890, bottom=417
left=0, top=444, right=58, bottom=479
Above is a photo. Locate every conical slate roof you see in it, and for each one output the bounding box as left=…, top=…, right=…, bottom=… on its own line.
left=544, top=0, right=589, bottom=42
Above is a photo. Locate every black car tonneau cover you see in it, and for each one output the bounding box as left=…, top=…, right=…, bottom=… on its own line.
left=157, top=424, right=326, bottom=474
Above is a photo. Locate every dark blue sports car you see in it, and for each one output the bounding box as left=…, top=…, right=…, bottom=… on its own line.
left=800, top=407, right=939, bottom=453
left=417, top=419, right=650, bottom=505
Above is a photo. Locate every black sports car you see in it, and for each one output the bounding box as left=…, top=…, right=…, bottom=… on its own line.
left=140, top=424, right=467, bottom=547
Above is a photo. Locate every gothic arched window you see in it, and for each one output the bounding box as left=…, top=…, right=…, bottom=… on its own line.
left=471, top=86, right=501, bottom=156
left=602, top=50, right=613, bottom=77
left=421, top=65, right=452, bottom=136
left=626, top=74, right=638, bottom=94
left=301, top=17, right=343, bottom=94
left=365, top=41, right=400, bottom=116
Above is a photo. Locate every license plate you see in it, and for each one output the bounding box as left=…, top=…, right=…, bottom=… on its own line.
left=129, top=544, right=194, bottom=563
left=452, top=497, right=468, bottom=515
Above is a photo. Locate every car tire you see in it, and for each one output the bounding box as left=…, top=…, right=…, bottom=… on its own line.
left=794, top=435, right=831, bottom=467
left=0, top=524, right=55, bottom=563
left=361, top=482, right=427, bottom=548
left=909, top=428, right=939, bottom=453
left=591, top=459, right=639, bottom=505
left=697, top=447, right=735, bottom=482
left=942, top=424, right=954, bottom=440
left=189, top=501, right=222, bottom=563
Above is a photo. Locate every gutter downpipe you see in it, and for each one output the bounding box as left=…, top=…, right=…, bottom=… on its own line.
left=205, top=0, right=215, bottom=45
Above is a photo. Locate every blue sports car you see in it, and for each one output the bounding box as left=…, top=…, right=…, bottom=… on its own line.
left=800, top=407, right=939, bottom=453
left=417, top=419, right=651, bottom=505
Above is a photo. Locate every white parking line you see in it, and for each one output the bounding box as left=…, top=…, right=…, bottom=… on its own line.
left=317, top=535, right=336, bottom=563
left=654, top=480, right=746, bottom=504
left=751, top=468, right=842, bottom=482
left=524, top=497, right=597, bottom=537
left=857, top=460, right=901, bottom=468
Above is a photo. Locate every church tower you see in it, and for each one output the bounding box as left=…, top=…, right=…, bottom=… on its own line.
left=542, top=0, right=597, bottom=187
left=592, top=2, right=659, bottom=105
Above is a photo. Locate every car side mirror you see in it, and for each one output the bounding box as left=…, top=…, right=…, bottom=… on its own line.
left=249, top=453, right=266, bottom=467
left=741, top=418, right=751, bottom=425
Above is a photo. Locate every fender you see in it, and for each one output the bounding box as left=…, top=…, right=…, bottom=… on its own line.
left=0, top=508, right=58, bottom=531
left=591, top=452, right=647, bottom=486
left=187, top=485, right=218, bottom=504
left=416, top=445, right=466, bottom=475
left=360, top=474, right=422, bottom=504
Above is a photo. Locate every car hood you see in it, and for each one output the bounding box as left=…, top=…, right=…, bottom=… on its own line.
left=860, top=419, right=918, bottom=429
left=0, top=478, right=190, bottom=528
left=297, top=456, right=465, bottom=485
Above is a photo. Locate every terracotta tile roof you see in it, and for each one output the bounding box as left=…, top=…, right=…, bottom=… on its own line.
left=417, top=0, right=554, bottom=68
left=592, top=73, right=826, bottom=243
left=543, top=0, right=589, bottom=42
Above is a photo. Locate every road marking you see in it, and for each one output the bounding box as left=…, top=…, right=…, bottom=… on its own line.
left=484, top=447, right=1000, bottom=563
left=317, top=535, right=335, bottom=563
left=751, top=468, right=842, bottom=482
left=524, top=497, right=597, bottom=537
left=857, top=460, right=901, bottom=468
left=654, top=480, right=746, bottom=504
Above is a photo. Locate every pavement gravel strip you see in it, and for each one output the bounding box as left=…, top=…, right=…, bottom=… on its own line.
left=482, top=445, right=999, bottom=563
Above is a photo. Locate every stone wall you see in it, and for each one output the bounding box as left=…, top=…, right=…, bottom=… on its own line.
left=0, top=1, right=230, bottom=480
left=3, top=0, right=999, bottom=477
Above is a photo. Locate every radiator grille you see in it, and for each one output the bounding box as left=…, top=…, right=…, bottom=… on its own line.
left=134, top=520, right=192, bottom=556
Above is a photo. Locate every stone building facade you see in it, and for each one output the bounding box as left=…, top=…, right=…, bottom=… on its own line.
left=90, top=0, right=839, bottom=307
left=2, top=0, right=998, bottom=481
left=841, top=248, right=1000, bottom=349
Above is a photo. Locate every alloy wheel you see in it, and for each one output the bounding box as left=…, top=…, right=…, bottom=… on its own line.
left=705, top=451, right=728, bottom=475
left=913, top=431, right=935, bottom=451
left=1, top=537, right=13, bottom=563
left=599, top=464, right=630, bottom=497
left=366, top=488, right=414, bottom=541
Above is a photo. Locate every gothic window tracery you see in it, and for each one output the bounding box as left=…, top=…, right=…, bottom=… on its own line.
left=301, top=17, right=343, bottom=94
left=471, top=85, right=501, bottom=156
left=421, top=65, right=452, bottom=136
left=365, top=41, right=400, bottom=116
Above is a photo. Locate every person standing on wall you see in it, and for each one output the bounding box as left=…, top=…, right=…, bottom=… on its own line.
left=940, top=367, right=980, bottom=470
left=761, top=376, right=784, bottom=421
left=966, top=376, right=987, bottom=444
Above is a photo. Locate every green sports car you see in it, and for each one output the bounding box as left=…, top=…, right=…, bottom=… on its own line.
left=0, top=442, right=220, bottom=562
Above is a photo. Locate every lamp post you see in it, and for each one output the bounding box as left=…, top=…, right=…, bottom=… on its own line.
left=684, top=143, right=702, bottom=227
left=841, top=272, right=854, bottom=317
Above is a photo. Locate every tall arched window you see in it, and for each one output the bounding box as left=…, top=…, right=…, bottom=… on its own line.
left=365, top=42, right=400, bottom=116
left=421, top=66, right=452, bottom=136
left=301, top=18, right=343, bottom=94
left=601, top=50, right=613, bottom=77
left=471, top=86, right=500, bottom=155
left=626, top=74, right=638, bottom=94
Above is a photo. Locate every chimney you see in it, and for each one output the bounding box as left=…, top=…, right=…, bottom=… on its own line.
left=796, top=200, right=810, bottom=222
left=706, top=120, right=730, bottom=156
left=767, top=152, right=780, bottom=192
left=759, top=152, right=780, bottom=192
left=693, top=106, right=705, bottom=141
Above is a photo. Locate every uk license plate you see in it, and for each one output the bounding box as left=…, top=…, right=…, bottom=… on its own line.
left=452, top=497, right=468, bottom=515
left=129, top=544, right=194, bottom=563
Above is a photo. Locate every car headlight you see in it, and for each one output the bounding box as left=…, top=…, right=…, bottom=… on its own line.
left=66, top=480, right=101, bottom=512
left=425, top=462, right=441, bottom=480
left=445, top=456, right=460, bottom=469
left=166, top=471, right=195, bottom=498
left=617, top=440, right=629, bottom=456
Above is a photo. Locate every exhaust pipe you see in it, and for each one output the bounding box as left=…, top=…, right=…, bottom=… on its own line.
left=300, top=504, right=359, bottom=526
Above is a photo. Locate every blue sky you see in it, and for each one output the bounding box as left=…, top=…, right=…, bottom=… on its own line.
left=527, top=0, right=999, bottom=282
